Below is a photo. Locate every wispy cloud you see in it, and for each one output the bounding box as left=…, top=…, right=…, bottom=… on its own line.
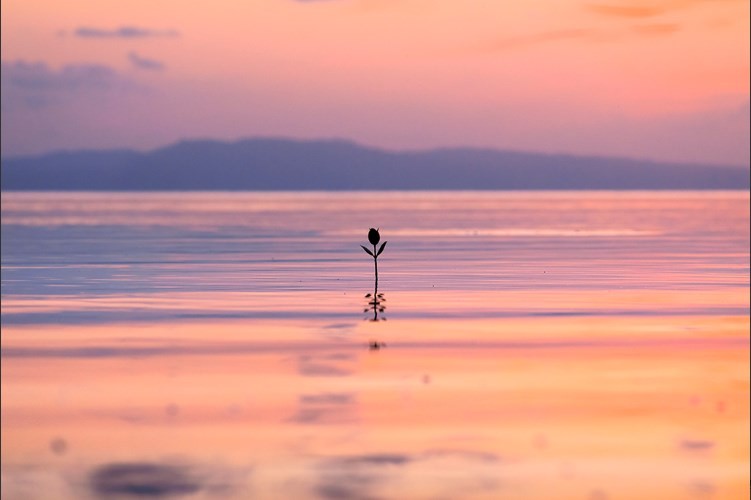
left=477, top=29, right=595, bottom=52
left=1, top=60, right=137, bottom=110
left=631, top=23, right=681, bottom=34
left=2, top=60, right=123, bottom=91
left=585, top=0, right=743, bottom=20
left=474, top=19, right=682, bottom=54
left=128, top=51, right=166, bottom=71
left=74, top=26, right=180, bottom=38
left=587, top=4, right=665, bottom=18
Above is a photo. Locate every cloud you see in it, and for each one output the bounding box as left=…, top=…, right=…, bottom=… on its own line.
left=587, top=4, right=665, bottom=18
left=128, top=52, right=166, bottom=71
left=1, top=60, right=138, bottom=111
left=2, top=60, right=123, bottom=92
left=480, top=29, right=594, bottom=51
left=472, top=16, right=685, bottom=55
left=332, top=454, right=411, bottom=466
left=476, top=19, right=683, bottom=53
left=586, top=0, right=739, bottom=20
left=631, top=23, right=681, bottom=35
left=74, top=26, right=180, bottom=38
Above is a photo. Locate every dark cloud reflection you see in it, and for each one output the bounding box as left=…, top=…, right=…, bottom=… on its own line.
left=88, top=461, right=249, bottom=498
left=90, top=462, right=200, bottom=497
left=291, top=392, right=357, bottom=424
left=300, top=393, right=354, bottom=405
left=679, top=439, right=715, bottom=452
left=313, top=449, right=502, bottom=499
left=315, top=454, right=411, bottom=500
left=298, top=354, right=354, bottom=377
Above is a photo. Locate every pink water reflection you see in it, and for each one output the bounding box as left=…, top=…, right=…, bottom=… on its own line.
left=2, top=191, right=748, bottom=499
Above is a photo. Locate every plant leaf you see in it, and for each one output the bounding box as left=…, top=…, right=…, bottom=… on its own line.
left=360, top=245, right=374, bottom=256
left=376, top=241, right=388, bottom=256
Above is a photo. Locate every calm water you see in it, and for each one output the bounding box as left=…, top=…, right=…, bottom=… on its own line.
left=1, top=191, right=749, bottom=499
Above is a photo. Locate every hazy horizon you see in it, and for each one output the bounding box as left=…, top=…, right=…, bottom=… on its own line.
left=3, top=134, right=750, bottom=169
left=4, top=137, right=749, bottom=191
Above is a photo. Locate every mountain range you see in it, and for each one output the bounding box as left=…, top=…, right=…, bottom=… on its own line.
left=2, top=138, right=748, bottom=190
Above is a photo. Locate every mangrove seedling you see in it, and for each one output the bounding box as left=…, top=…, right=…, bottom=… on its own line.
left=361, top=228, right=387, bottom=293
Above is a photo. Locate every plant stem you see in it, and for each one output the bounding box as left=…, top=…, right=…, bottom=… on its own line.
left=373, top=244, right=378, bottom=295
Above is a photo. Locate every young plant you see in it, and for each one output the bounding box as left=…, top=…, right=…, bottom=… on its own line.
left=362, top=228, right=388, bottom=325
left=361, top=228, right=387, bottom=293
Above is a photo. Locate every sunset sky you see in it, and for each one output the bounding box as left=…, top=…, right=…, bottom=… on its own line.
left=2, top=0, right=749, bottom=165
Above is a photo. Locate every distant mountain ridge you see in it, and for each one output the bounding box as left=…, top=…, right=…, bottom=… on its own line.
left=2, top=138, right=748, bottom=190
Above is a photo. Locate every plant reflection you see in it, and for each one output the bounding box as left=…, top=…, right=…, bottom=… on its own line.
left=363, top=291, right=386, bottom=322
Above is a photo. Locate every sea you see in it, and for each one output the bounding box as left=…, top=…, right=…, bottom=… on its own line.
left=1, top=190, right=749, bottom=499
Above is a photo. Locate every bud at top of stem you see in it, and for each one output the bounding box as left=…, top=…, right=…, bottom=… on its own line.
left=368, top=228, right=380, bottom=245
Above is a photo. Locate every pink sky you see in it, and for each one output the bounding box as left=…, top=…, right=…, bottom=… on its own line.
left=1, top=0, right=749, bottom=165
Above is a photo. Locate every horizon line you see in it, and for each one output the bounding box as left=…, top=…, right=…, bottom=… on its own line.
left=2, top=135, right=749, bottom=169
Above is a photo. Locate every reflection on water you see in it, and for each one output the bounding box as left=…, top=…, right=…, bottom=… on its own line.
left=364, top=292, right=386, bottom=322
left=1, top=191, right=749, bottom=499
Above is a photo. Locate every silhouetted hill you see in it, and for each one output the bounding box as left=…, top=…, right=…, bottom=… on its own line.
left=2, top=138, right=748, bottom=190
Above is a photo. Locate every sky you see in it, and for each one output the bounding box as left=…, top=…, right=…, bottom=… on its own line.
left=1, top=0, right=749, bottom=165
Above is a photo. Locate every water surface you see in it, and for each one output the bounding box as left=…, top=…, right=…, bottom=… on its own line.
left=2, top=191, right=748, bottom=499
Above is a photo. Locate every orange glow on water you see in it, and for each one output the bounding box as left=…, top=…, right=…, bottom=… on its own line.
left=2, top=191, right=748, bottom=498
left=2, top=315, right=748, bottom=499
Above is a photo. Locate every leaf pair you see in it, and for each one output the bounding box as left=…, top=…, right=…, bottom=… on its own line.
left=361, top=241, right=388, bottom=257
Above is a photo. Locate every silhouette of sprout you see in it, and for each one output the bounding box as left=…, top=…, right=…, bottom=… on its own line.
left=361, top=228, right=387, bottom=292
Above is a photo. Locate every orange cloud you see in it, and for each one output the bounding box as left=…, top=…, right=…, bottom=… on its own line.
left=477, top=29, right=594, bottom=52
left=587, top=4, right=665, bottom=18
left=631, top=23, right=681, bottom=35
